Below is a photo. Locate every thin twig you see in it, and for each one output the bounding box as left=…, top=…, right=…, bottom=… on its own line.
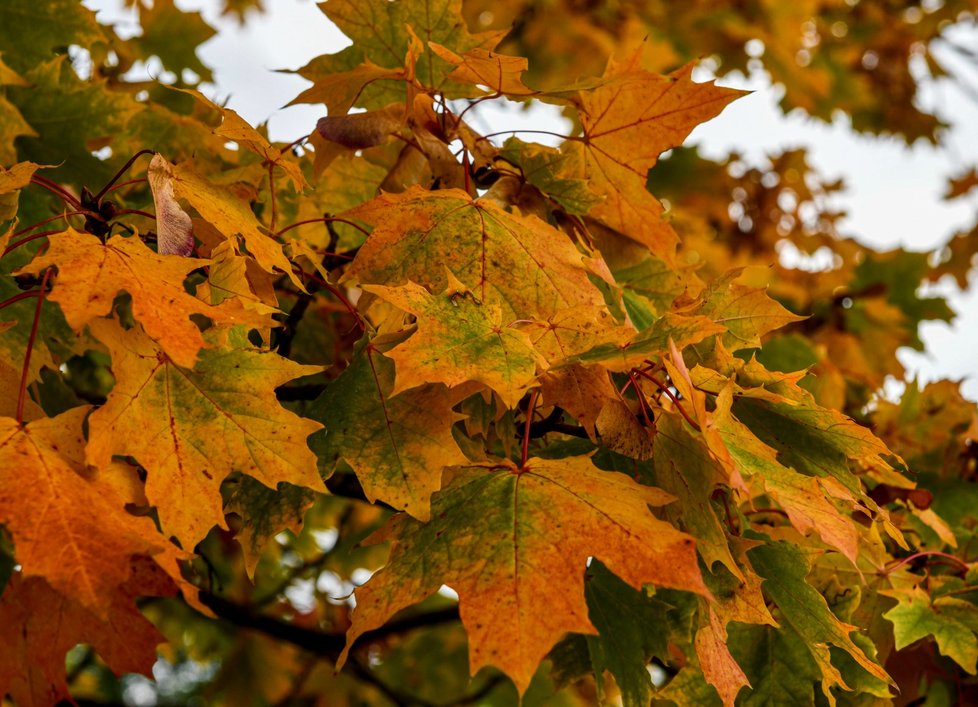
left=17, top=267, right=52, bottom=422
left=92, top=149, right=154, bottom=203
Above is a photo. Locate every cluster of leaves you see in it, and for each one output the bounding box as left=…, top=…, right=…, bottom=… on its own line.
left=1, top=0, right=977, bottom=705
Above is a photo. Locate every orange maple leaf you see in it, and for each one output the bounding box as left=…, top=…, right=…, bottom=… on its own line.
left=17, top=228, right=273, bottom=368
left=0, top=407, right=167, bottom=618
left=339, top=456, right=708, bottom=693
left=85, top=320, right=326, bottom=549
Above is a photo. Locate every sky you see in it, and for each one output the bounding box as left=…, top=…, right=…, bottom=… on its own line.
left=83, top=0, right=978, bottom=400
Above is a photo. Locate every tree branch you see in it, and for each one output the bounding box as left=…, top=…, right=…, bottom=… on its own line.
left=198, top=592, right=460, bottom=659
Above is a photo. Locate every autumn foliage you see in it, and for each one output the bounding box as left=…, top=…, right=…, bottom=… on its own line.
left=1, top=0, right=978, bottom=705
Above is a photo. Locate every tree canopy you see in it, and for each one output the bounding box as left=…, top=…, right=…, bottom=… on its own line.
left=1, top=0, right=978, bottom=705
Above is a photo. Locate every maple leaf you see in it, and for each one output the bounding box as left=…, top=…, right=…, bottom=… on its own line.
left=18, top=228, right=273, bottom=369
left=429, top=43, right=536, bottom=97
left=749, top=541, right=891, bottom=697
left=653, top=413, right=744, bottom=579
left=583, top=560, right=672, bottom=707
left=498, top=138, right=602, bottom=216
left=345, top=187, right=606, bottom=322
left=365, top=281, right=544, bottom=407
left=538, top=363, right=616, bottom=438
left=567, top=311, right=725, bottom=371
left=0, top=0, right=105, bottom=74
left=569, top=54, right=744, bottom=259
left=85, top=320, right=326, bottom=549
left=0, top=568, right=171, bottom=706
left=883, top=587, right=978, bottom=673
left=292, top=0, right=500, bottom=111
left=710, top=386, right=862, bottom=566
left=224, top=475, right=316, bottom=578
left=0, top=161, right=37, bottom=222
left=8, top=57, right=136, bottom=187
left=0, top=407, right=166, bottom=617
left=178, top=88, right=308, bottom=191
left=728, top=623, right=822, bottom=706
left=339, top=455, right=707, bottom=693
left=695, top=607, right=751, bottom=706
left=679, top=270, right=806, bottom=352
left=310, top=340, right=467, bottom=519
left=0, top=59, right=34, bottom=165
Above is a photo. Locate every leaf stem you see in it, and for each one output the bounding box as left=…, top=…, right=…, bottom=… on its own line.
left=12, top=211, right=86, bottom=237
left=633, top=368, right=701, bottom=431
left=103, top=177, right=147, bottom=195
left=113, top=208, right=156, bottom=220
left=92, top=149, right=154, bottom=203
left=2, top=230, right=61, bottom=257
left=882, top=550, right=969, bottom=576
left=521, top=390, right=538, bottom=468
left=0, top=289, right=42, bottom=311
left=16, top=267, right=52, bottom=423
left=30, top=175, right=81, bottom=208
left=276, top=216, right=370, bottom=239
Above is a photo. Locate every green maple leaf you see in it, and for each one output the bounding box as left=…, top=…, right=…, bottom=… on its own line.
left=0, top=0, right=105, bottom=74
left=883, top=587, right=978, bottom=674
left=291, top=0, right=500, bottom=111
left=365, top=281, right=543, bottom=408
left=748, top=541, right=891, bottom=698
left=8, top=58, right=135, bottom=187
left=130, top=0, right=216, bottom=82
left=310, top=339, right=468, bottom=519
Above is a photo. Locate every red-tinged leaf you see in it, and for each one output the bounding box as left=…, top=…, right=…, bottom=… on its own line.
left=148, top=153, right=194, bottom=256
left=339, top=456, right=708, bottom=694
left=344, top=187, right=606, bottom=321
left=695, top=607, right=750, bottom=707
left=17, top=228, right=273, bottom=369
left=365, top=281, right=543, bottom=408
left=0, top=408, right=166, bottom=618
left=86, top=320, right=326, bottom=550
left=539, top=363, right=616, bottom=438
left=0, top=570, right=171, bottom=707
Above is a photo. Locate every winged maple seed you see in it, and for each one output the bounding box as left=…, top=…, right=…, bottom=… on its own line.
left=0, top=0, right=970, bottom=704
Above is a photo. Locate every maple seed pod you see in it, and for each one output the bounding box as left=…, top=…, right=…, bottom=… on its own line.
left=316, top=105, right=402, bottom=150
left=148, top=153, right=195, bottom=257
